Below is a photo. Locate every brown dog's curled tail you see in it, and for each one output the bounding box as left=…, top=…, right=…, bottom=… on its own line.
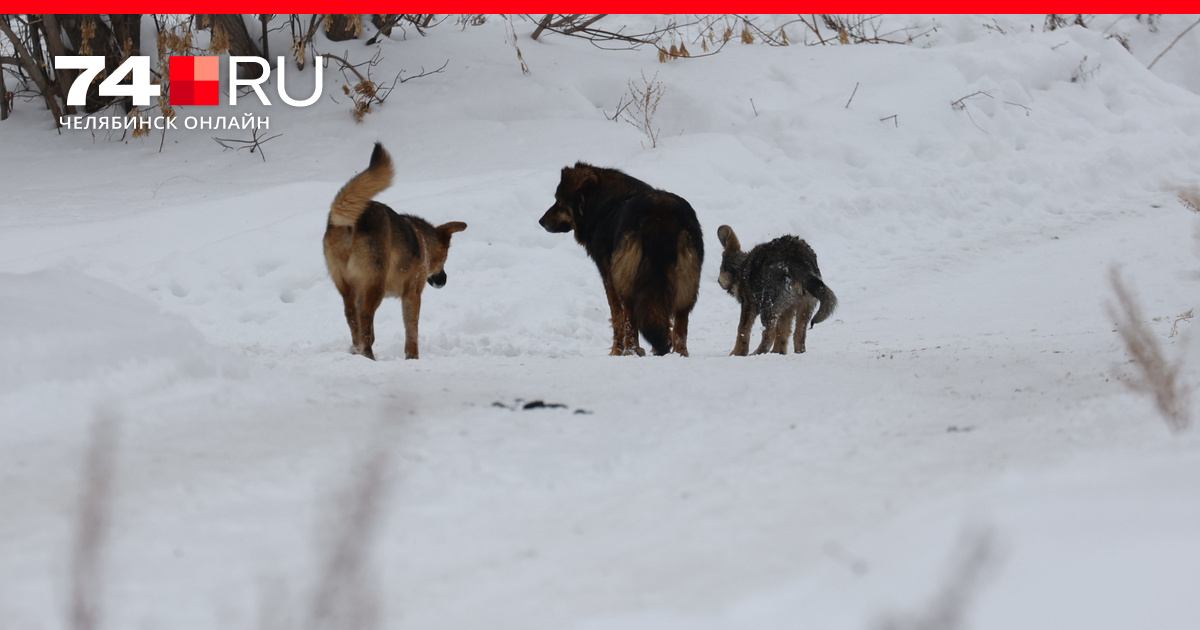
left=805, top=276, right=838, bottom=327
left=329, top=143, right=395, bottom=228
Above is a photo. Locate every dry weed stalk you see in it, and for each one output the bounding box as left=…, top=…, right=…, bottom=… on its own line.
left=69, top=413, right=119, bottom=630
left=876, top=530, right=997, bottom=630
left=504, top=15, right=530, bottom=75
left=1109, top=268, right=1192, bottom=433
left=305, top=448, right=392, bottom=630
left=1179, top=188, right=1200, bottom=213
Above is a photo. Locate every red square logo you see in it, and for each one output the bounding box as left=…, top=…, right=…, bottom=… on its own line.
left=169, top=56, right=220, bottom=106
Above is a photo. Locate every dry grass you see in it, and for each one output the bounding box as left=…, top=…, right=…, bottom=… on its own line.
left=62, top=414, right=396, bottom=630
left=68, top=413, right=119, bottom=630
left=875, top=529, right=997, bottom=630
left=1108, top=267, right=1192, bottom=433
left=304, top=447, right=391, bottom=630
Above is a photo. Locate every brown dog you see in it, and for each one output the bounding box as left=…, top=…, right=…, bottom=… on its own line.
left=539, top=163, right=704, bottom=356
left=323, top=143, right=467, bottom=360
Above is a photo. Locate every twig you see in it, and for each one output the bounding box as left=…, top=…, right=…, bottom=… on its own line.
left=951, top=90, right=992, bottom=109
left=951, top=91, right=993, bottom=134
left=212, top=128, right=283, bottom=162
left=396, top=59, right=449, bottom=84
left=1004, top=101, right=1032, bottom=116
left=880, top=114, right=898, bottom=127
left=750, top=97, right=758, bottom=116
left=845, top=81, right=859, bottom=108
left=1148, top=17, right=1200, bottom=70
left=605, top=94, right=631, bottom=121
left=800, top=14, right=828, bottom=45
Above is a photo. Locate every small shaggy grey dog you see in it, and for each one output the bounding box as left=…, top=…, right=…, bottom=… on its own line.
left=717, top=225, right=837, bottom=355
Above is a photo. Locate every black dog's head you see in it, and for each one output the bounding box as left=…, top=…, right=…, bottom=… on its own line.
left=716, top=225, right=747, bottom=296
left=539, top=164, right=599, bottom=233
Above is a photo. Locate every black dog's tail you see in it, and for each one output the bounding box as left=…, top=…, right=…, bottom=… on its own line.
left=804, top=275, right=838, bottom=327
left=629, top=234, right=674, bottom=356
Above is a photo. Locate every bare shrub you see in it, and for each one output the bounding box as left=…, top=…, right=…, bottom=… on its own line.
left=615, top=71, right=665, bottom=148
left=325, top=50, right=446, bottom=123
left=1108, top=268, right=1192, bottom=433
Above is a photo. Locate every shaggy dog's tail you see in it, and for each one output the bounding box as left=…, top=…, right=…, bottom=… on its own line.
left=804, top=275, right=838, bottom=327
left=329, top=143, right=395, bottom=228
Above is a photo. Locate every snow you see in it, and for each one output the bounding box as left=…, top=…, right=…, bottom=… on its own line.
left=2, top=14, right=1199, bottom=629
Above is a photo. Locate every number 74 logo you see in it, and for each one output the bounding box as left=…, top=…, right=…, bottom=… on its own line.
left=55, top=56, right=160, bottom=106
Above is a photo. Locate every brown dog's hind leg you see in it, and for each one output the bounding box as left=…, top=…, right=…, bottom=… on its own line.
left=401, top=282, right=423, bottom=360
left=356, top=282, right=386, bottom=361
left=337, top=281, right=363, bottom=354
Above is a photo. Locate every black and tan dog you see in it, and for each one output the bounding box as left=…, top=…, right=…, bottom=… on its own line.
left=539, top=163, right=704, bottom=356
left=717, top=225, right=837, bottom=356
left=324, top=143, right=467, bottom=360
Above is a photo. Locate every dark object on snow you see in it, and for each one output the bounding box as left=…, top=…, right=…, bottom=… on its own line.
left=522, top=400, right=567, bottom=410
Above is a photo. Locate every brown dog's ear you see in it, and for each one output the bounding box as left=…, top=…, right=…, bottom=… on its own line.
left=436, top=221, right=468, bottom=242
left=717, top=225, right=740, bottom=252
left=560, top=165, right=599, bottom=197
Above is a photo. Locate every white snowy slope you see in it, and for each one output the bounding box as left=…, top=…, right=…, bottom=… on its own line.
left=1, top=14, right=1199, bottom=630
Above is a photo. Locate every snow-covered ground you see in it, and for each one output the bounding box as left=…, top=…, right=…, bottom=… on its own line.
left=2, top=14, right=1199, bottom=629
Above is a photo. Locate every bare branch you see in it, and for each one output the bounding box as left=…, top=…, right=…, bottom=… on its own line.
left=1148, top=17, right=1200, bottom=70
left=0, top=16, right=65, bottom=125
left=212, top=128, right=283, bottom=162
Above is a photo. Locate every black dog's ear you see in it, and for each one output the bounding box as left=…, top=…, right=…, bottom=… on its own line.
left=560, top=165, right=599, bottom=197
left=717, top=225, right=740, bottom=252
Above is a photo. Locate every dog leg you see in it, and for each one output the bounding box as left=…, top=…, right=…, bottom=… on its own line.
left=337, top=282, right=362, bottom=354
left=794, top=295, right=818, bottom=354
left=753, top=314, right=777, bottom=355
left=401, top=282, right=423, bottom=360
left=733, top=303, right=756, bottom=356
left=357, top=282, right=386, bottom=361
left=602, top=276, right=624, bottom=356
left=671, top=309, right=691, bottom=357
left=617, top=301, right=642, bottom=356
left=602, top=277, right=642, bottom=356
left=772, top=307, right=795, bottom=355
